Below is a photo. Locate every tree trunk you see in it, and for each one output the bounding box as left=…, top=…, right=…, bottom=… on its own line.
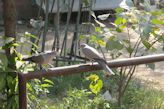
left=3, top=0, right=17, bottom=76
left=2, top=0, right=17, bottom=107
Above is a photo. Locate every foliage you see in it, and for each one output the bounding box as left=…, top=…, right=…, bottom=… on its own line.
left=86, top=74, right=103, bottom=95
left=80, top=0, right=164, bottom=107
left=59, top=88, right=110, bottom=109
left=0, top=32, right=54, bottom=109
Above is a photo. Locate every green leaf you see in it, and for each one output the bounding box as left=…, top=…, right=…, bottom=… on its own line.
left=115, top=27, right=123, bottom=33
left=97, top=80, right=103, bottom=88
left=11, top=43, right=19, bottom=47
left=7, top=76, right=14, bottom=89
left=0, top=72, right=6, bottom=90
left=4, top=37, right=15, bottom=44
left=162, top=46, right=164, bottom=51
left=0, top=52, right=8, bottom=69
left=43, top=79, right=54, bottom=85
left=95, top=27, right=101, bottom=32
left=115, top=17, right=122, bottom=25
left=123, top=40, right=130, bottom=44
left=132, top=25, right=136, bottom=30
left=151, top=11, right=162, bottom=15
left=146, top=63, right=155, bottom=70
left=142, top=40, right=151, bottom=49
left=152, top=47, right=157, bottom=51
left=122, top=18, right=126, bottom=25
left=25, top=32, right=39, bottom=40
left=27, top=40, right=38, bottom=49
left=126, top=47, right=133, bottom=53
left=162, top=8, right=164, bottom=13
left=84, top=0, right=89, bottom=6
left=140, top=22, right=153, bottom=34
left=41, top=84, right=53, bottom=88
left=106, top=37, right=123, bottom=51
left=80, top=35, right=87, bottom=39
left=152, top=19, right=164, bottom=24
left=27, top=83, right=34, bottom=94
left=115, top=8, right=124, bottom=12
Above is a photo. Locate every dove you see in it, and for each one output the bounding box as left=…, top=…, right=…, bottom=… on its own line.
left=81, top=43, right=115, bottom=75
left=22, top=51, right=59, bottom=65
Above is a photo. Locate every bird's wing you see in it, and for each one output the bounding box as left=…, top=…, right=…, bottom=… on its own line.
left=82, top=46, right=102, bottom=61
left=31, top=55, right=44, bottom=64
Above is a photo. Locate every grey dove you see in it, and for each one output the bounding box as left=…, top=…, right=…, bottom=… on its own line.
left=22, top=51, right=59, bottom=65
left=81, top=43, right=115, bottom=75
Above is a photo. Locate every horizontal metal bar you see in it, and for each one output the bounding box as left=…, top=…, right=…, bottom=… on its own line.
left=21, top=54, right=164, bottom=80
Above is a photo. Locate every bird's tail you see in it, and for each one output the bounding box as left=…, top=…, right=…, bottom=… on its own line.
left=22, top=57, right=32, bottom=61
left=96, top=60, right=115, bottom=75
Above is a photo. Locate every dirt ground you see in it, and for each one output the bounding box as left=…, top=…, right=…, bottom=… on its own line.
left=0, top=24, right=164, bottom=90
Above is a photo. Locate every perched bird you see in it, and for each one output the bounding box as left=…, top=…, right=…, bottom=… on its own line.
left=30, top=18, right=45, bottom=29
left=81, top=43, right=115, bottom=75
left=22, top=51, right=59, bottom=65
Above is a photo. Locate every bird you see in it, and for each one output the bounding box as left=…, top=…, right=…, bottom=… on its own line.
left=30, top=18, right=45, bottom=29
left=22, top=51, right=59, bottom=66
left=81, top=43, right=115, bottom=75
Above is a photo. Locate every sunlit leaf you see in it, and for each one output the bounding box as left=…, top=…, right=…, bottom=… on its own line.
left=80, top=35, right=88, bottom=39
left=151, top=11, right=162, bottom=15
left=122, top=18, right=126, bottom=25
left=97, top=80, right=103, bottom=88
left=89, top=74, right=99, bottom=82
left=95, top=27, right=101, bottom=32
left=142, top=40, right=151, bottom=49
left=41, top=84, right=53, bottom=88
left=27, top=41, right=38, bottom=49
left=43, top=79, right=54, bottom=85
left=115, top=8, right=124, bottom=12
left=27, top=83, right=34, bottom=93
left=152, top=19, right=164, bottom=24
left=115, top=17, right=122, bottom=25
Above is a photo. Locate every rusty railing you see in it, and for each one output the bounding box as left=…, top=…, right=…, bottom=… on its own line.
left=19, top=54, right=164, bottom=109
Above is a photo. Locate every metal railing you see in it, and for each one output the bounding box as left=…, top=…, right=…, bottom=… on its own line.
left=18, top=54, right=164, bottom=109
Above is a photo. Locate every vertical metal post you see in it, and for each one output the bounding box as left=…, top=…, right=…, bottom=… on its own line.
left=42, top=0, right=49, bottom=52
left=18, top=74, right=27, bottom=109
left=60, top=0, right=74, bottom=56
left=69, top=0, right=82, bottom=62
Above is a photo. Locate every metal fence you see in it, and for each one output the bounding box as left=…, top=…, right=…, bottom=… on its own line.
left=18, top=53, right=164, bottom=109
